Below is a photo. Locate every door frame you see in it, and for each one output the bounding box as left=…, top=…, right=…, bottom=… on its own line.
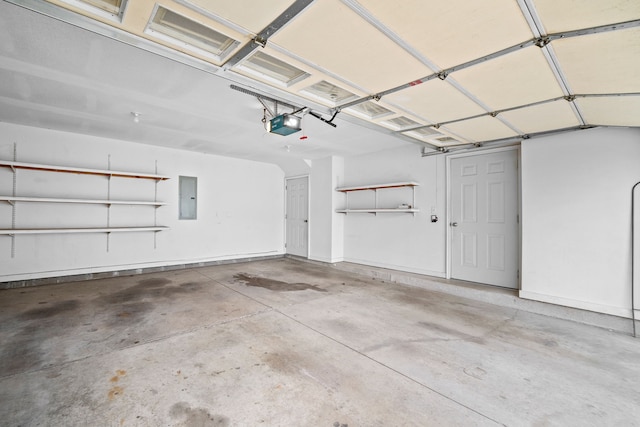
left=285, top=174, right=310, bottom=258
left=445, top=146, right=522, bottom=288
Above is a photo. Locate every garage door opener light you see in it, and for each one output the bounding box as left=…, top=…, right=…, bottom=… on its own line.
left=268, top=113, right=301, bottom=136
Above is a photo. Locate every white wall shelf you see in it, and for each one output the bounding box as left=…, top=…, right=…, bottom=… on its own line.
left=0, top=227, right=168, bottom=235
left=335, top=182, right=419, bottom=215
left=335, top=181, right=419, bottom=192
left=0, top=160, right=170, bottom=180
left=0, top=196, right=166, bottom=206
left=336, top=208, right=420, bottom=214
left=1, top=156, right=169, bottom=256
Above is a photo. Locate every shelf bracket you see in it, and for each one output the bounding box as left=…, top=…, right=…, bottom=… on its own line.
left=107, top=156, right=112, bottom=236
left=412, top=186, right=417, bottom=215
left=11, top=148, right=16, bottom=258
left=10, top=234, right=15, bottom=258
left=154, top=160, right=159, bottom=250
left=373, top=188, right=378, bottom=210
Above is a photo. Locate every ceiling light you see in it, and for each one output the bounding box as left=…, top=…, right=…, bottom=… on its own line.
left=268, top=114, right=301, bottom=136
left=131, top=112, right=140, bottom=123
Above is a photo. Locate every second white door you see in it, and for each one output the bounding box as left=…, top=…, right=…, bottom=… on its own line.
left=449, top=149, right=519, bottom=288
left=286, top=176, right=309, bottom=258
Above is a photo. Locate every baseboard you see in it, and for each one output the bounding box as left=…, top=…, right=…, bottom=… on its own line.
left=341, top=257, right=446, bottom=278
left=308, top=255, right=344, bottom=264
left=519, top=290, right=631, bottom=319
left=0, top=253, right=285, bottom=289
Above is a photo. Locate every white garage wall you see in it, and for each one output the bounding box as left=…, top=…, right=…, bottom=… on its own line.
left=309, top=156, right=344, bottom=263
left=342, top=145, right=447, bottom=276
left=521, top=127, right=640, bottom=317
left=0, top=123, right=285, bottom=282
left=5, top=122, right=637, bottom=319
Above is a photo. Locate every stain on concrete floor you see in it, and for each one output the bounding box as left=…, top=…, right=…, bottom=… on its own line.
left=1, top=324, right=47, bottom=374
left=2, top=299, right=84, bottom=375
left=234, top=273, right=327, bottom=293
left=98, top=278, right=202, bottom=304
left=97, top=278, right=203, bottom=328
left=0, top=276, right=206, bottom=377
left=19, top=299, right=80, bottom=320
left=170, top=402, right=229, bottom=427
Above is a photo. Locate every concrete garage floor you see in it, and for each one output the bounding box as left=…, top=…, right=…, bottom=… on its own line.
left=1, top=258, right=639, bottom=426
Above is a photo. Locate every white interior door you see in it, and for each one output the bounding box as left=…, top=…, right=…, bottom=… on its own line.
left=449, top=149, right=519, bottom=288
left=286, top=176, right=309, bottom=257
left=179, top=176, right=197, bottom=220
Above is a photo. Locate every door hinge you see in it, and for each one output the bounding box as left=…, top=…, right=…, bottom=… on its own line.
left=517, top=270, right=520, bottom=279
left=517, top=214, right=520, bottom=223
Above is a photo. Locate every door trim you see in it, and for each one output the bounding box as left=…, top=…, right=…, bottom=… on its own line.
left=445, top=146, right=521, bottom=288
left=285, top=175, right=310, bottom=258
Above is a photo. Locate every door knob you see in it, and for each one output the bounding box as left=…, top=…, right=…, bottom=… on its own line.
left=450, top=222, right=458, bottom=227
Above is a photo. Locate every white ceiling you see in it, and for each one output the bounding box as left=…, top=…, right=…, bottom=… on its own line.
left=0, top=0, right=639, bottom=168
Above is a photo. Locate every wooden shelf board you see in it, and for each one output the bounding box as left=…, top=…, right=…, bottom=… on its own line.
left=0, top=227, right=169, bottom=235
left=336, top=181, right=419, bottom=192
left=0, top=160, right=169, bottom=180
left=336, top=209, right=420, bottom=213
left=0, top=196, right=166, bottom=206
